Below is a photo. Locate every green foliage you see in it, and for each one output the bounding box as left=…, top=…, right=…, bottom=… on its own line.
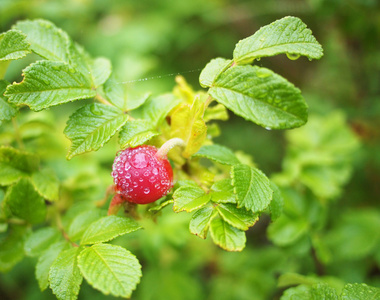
left=0, top=10, right=377, bottom=300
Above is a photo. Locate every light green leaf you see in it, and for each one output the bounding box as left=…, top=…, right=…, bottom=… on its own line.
left=171, top=97, right=207, bottom=158
left=64, top=103, right=129, bottom=159
left=267, top=214, right=308, bottom=246
left=0, top=80, right=17, bottom=122
left=216, top=203, right=259, bottom=231
left=173, top=186, right=210, bottom=213
left=0, top=29, right=31, bottom=61
left=24, top=227, right=61, bottom=257
left=341, top=283, right=380, bottom=300
left=209, top=216, right=246, bottom=251
left=132, top=93, right=181, bottom=128
left=268, top=181, right=284, bottom=221
left=210, top=179, right=236, bottom=204
left=204, top=103, right=229, bottom=122
left=103, top=76, right=150, bottom=111
left=36, top=241, right=70, bottom=291
left=0, top=225, right=26, bottom=272
left=67, top=208, right=105, bottom=242
left=193, top=144, right=240, bottom=165
left=31, top=168, right=60, bottom=201
left=118, top=119, right=159, bottom=148
left=14, top=19, right=70, bottom=62
left=189, top=205, right=216, bottom=239
left=209, top=65, right=308, bottom=129
left=310, top=283, right=339, bottom=299
left=5, top=61, right=96, bottom=111
left=233, top=16, right=323, bottom=64
left=199, top=57, right=232, bottom=88
left=49, top=247, right=83, bottom=300
left=4, top=178, right=46, bottom=224
left=0, top=146, right=39, bottom=186
left=90, top=57, right=112, bottom=88
left=81, top=216, right=141, bottom=245
left=231, top=164, right=272, bottom=212
left=77, top=243, right=142, bottom=298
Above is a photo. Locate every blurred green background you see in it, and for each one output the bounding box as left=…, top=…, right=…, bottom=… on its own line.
left=1, top=0, right=379, bottom=299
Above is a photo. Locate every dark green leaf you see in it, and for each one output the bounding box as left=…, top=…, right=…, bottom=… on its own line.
left=49, top=247, right=83, bottom=300
left=77, top=243, right=142, bottom=298
left=81, top=216, right=141, bottom=245
left=233, top=16, right=323, bottom=64
left=209, top=65, right=308, bottom=129
left=64, top=103, right=128, bottom=159
left=210, top=179, right=236, bottom=204
left=4, top=178, right=46, bottom=224
left=268, top=181, right=284, bottom=221
left=267, top=214, right=308, bottom=246
left=0, top=29, right=31, bottom=61
left=0, top=225, right=26, bottom=272
left=193, top=144, right=240, bottom=165
left=5, top=61, right=96, bottom=111
left=231, top=164, right=272, bottom=212
left=209, top=216, right=246, bottom=251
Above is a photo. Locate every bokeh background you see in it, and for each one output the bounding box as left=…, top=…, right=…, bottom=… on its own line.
left=1, top=0, right=379, bottom=299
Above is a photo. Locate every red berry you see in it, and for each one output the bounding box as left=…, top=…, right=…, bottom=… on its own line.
left=111, top=145, right=173, bottom=204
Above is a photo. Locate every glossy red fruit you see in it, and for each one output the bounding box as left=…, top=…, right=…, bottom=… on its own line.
left=111, top=145, right=173, bottom=204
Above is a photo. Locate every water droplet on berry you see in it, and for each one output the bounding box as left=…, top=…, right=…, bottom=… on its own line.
left=131, top=152, right=149, bottom=168
left=152, top=168, right=158, bottom=175
left=133, top=182, right=138, bottom=188
left=126, top=173, right=131, bottom=179
left=143, top=188, right=150, bottom=194
left=125, top=163, right=131, bottom=171
left=144, top=171, right=150, bottom=177
left=149, top=176, right=156, bottom=183
left=139, top=178, right=143, bottom=182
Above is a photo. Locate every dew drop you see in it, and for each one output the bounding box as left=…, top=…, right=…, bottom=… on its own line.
left=143, top=188, right=150, bottom=194
left=133, top=182, right=138, bottom=188
left=286, top=53, right=300, bottom=60
left=125, top=163, right=131, bottom=171
left=90, top=104, right=103, bottom=116
left=131, top=152, right=149, bottom=168
left=149, top=176, right=156, bottom=183
left=152, top=168, right=158, bottom=175
left=139, top=178, right=143, bottom=182
left=265, top=127, right=272, bottom=131
left=144, top=171, right=150, bottom=177
left=126, top=173, right=131, bottom=179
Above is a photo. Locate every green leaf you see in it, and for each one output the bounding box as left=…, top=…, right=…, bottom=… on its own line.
left=189, top=205, right=217, bottom=239
left=209, top=65, right=308, bottom=129
left=81, top=216, right=141, bottom=245
left=31, top=168, right=60, bottom=201
left=216, top=203, right=259, bottom=231
left=4, top=178, right=46, bottom=224
left=5, top=61, right=96, bottom=111
left=133, top=93, right=181, bottom=128
left=0, top=80, right=17, bottom=122
left=310, top=283, right=339, bottom=299
left=341, top=283, right=380, bottom=300
left=118, top=119, right=159, bottom=148
left=90, top=57, right=112, bottom=88
left=210, top=179, right=236, bottom=204
left=199, top=57, right=232, bottom=88
left=64, top=103, right=129, bottom=159
left=267, top=214, right=308, bottom=246
left=0, top=148, right=37, bottom=185
left=49, top=247, right=83, bottom=300
left=193, top=144, right=240, bottom=165
left=233, top=16, right=323, bottom=64
left=268, top=181, right=284, bottom=221
left=204, top=103, right=229, bottom=122
left=77, top=243, right=142, bottom=298
left=0, top=225, right=26, bottom=272
left=209, top=216, right=246, bottom=251
left=103, top=76, right=150, bottom=111
left=173, top=186, right=210, bottom=213
left=24, top=227, right=61, bottom=257
left=36, top=241, right=70, bottom=291
left=0, top=29, right=31, bottom=61
left=171, top=97, right=207, bottom=158
left=14, top=19, right=70, bottom=62
left=67, top=208, right=105, bottom=242
left=231, top=164, right=272, bottom=213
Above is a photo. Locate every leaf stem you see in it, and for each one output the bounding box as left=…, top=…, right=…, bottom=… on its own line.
left=156, top=138, right=186, bottom=159
left=95, top=93, right=113, bottom=106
